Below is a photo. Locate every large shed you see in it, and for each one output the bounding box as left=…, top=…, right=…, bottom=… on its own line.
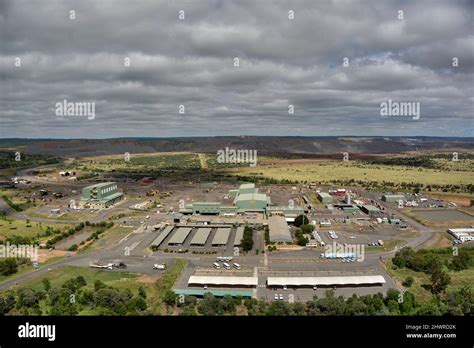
left=268, top=215, right=292, bottom=243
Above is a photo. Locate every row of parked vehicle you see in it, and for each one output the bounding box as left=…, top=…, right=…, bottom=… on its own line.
left=213, top=257, right=241, bottom=270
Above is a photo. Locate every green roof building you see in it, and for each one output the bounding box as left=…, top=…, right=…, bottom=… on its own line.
left=234, top=192, right=269, bottom=211
left=317, top=192, right=333, bottom=203
left=238, top=183, right=256, bottom=194
left=359, top=205, right=381, bottom=216
left=191, top=202, right=221, bottom=214
left=382, top=194, right=406, bottom=203
left=80, top=182, right=123, bottom=209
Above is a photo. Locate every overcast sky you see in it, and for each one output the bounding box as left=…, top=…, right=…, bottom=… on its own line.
left=0, top=0, right=473, bottom=138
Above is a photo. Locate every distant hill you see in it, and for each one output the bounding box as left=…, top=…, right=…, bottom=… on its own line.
left=0, top=137, right=473, bottom=158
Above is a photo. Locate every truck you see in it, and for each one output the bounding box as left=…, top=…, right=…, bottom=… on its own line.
left=153, top=263, right=166, bottom=270
left=377, top=240, right=384, bottom=246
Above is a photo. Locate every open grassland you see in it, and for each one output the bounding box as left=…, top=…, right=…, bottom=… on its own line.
left=226, top=159, right=474, bottom=187
left=22, top=265, right=136, bottom=291
left=0, top=216, right=71, bottom=239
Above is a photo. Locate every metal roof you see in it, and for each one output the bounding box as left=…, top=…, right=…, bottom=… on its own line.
left=150, top=226, right=174, bottom=247
left=360, top=205, right=380, bottom=212
left=268, top=215, right=292, bottom=242
left=168, top=227, right=192, bottom=244
left=84, top=182, right=116, bottom=189
left=190, top=228, right=212, bottom=245
left=239, top=183, right=255, bottom=189
left=318, top=192, right=332, bottom=198
left=188, top=275, right=258, bottom=286
left=234, top=226, right=245, bottom=246
left=235, top=192, right=267, bottom=202
left=174, top=289, right=253, bottom=297
left=267, top=275, right=386, bottom=286
left=211, top=227, right=231, bottom=245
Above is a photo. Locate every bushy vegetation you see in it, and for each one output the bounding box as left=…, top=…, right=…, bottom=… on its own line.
left=0, top=258, right=30, bottom=276
left=0, top=151, right=60, bottom=170
left=0, top=276, right=147, bottom=316
left=45, top=221, right=114, bottom=248
left=392, top=247, right=473, bottom=295
left=241, top=226, right=254, bottom=252
left=165, top=287, right=473, bottom=316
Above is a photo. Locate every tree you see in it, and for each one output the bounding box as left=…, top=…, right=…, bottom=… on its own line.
left=138, top=286, right=147, bottom=299
left=450, top=252, right=471, bottom=271
left=392, top=247, right=415, bottom=268
left=0, top=258, right=18, bottom=276
left=42, top=278, right=51, bottom=292
left=163, top=290, right=177, bottom=306
left=94, top=280, right=106, bottom=292
left=294, top=215, right=309, bottom=227
left=402, top=276, right=414, bottom=287
left=430, top=268, right=451, bottom=295
left=241, top=226, right=254, bottom=252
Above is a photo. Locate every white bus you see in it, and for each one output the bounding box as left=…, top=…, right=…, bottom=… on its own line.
left=223, top=262, right=231, bottom=270
left=213, top=262, right=221, bottom=269
left=233, top=263, right=241, bottom=270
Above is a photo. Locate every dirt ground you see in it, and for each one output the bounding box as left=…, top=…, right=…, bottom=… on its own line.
left=37, top=249, right=69, bottom=263
left=136, top=273, right=162, bottom=283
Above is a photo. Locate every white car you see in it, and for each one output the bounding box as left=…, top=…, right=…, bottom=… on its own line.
left=279, top=294, right=284, bottom=300
left=274, top=294, right=279, bottom=300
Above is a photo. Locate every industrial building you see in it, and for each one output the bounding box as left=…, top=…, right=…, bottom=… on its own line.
left=181, top=183, right=304, bottom=217
left=382, top=194, right=406, bottom=203
left=79, top=182, right=123, bottom=209
left=268, top=215, right=292, bottom=243
left=359, top=205, right=381, bottom=216
left=448, top=228, right=474, bottom=243
left=317, top=192, right=333, bottom=204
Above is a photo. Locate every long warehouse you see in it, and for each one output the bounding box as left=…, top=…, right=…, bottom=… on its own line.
left=190, top=228, right=212, bottom=246
left=267, top=275, right=386, bottom=288
left=233, top=226, right=245, bottom=246
left=268, top=215, right=292, bottom=243
left=150, top=226, right=174, bottom=248
left=212, top=227, right=231, bottom=246
left=188, top=275, right=258, bottom=287
left=168, top=227, right=192, bottom=246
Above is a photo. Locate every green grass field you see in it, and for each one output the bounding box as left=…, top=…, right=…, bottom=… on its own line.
left=21, top=265, right=137, bottom=292
left=0, top=216, right=71, bottom=239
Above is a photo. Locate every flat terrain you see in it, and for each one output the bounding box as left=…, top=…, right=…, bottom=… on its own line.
left=226, top=159, right=474, bottom=187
